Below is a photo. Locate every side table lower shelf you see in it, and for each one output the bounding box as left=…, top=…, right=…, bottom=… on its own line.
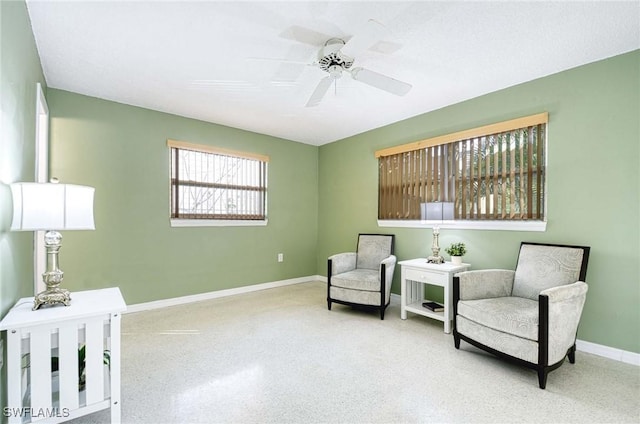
left=404, top=301, right=445, bottom=322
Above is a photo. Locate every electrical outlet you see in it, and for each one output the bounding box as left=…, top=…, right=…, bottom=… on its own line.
left=277, top=253, right=284, bottom=262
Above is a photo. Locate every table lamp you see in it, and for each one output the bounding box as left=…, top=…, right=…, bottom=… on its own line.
left=421, top=201, right=454, bottom=264
left=10, top=181, right=95, bottom=310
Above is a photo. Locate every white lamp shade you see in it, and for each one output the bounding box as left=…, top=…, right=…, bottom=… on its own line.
left=11, top=183, right=95, bottom=231
left=442, top=202, right=455, bottom=220
left=421, top=202, right=455, bottom=221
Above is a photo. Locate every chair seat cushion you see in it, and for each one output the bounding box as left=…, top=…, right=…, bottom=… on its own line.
left=457, top=296, right=539, bottom=341
left=329, top=286, right=383, bottom=306
left=331, top=269, right=380, bottom=291
left=457, top=316, right=538, bottom=363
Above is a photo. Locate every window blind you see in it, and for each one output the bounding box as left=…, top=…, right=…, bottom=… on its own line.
left=376, top=113, right=546, bottom=221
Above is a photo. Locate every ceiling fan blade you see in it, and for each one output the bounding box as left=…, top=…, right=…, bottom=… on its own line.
left=350, top=67, right=412, bottom=96
left=245, top=57, right=310, bottom=65
left=340, top=19, right=387, bottom=59
left=280, top=25, right=335, bottom=47
left=305, top=76, right=333, bottom=107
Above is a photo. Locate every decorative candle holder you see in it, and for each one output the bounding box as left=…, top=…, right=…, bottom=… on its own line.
left=426, top=226, right=445, bottom=264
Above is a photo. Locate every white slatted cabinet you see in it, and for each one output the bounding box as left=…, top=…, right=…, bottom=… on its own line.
left=0, top=288, right=126, bottom=424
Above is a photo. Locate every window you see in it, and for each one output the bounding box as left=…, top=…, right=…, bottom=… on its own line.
left=168, top=140, right=268, bottom=222
left=376, top=113, right=546, bottom=224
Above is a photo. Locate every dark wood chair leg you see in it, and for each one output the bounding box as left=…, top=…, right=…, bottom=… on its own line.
left=454, top=334, right=461, bottom=349
left=538, top=368, right=548, bottom=389
left=380, top=307, right=385, bottom=320
left=327, top=260, right=332, bottom=312
left=568, top=345, right=576, bottom=364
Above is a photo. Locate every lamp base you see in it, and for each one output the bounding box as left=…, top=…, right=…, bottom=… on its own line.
left=33, top=287, right=71, bottom=311
left=426, top=255, right=445, bottom=264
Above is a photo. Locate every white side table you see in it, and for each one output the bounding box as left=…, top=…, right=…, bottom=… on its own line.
left=399, top=259, right=470, bottom=333
left=0, top=288, right=126, bottom=424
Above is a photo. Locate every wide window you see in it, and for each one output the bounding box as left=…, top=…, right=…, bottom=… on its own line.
left=376, top=113, right=547, bottom=224
left=168, top=140, right=268, bottom=222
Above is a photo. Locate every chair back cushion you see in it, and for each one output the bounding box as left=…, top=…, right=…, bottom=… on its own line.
left=356, top=234, right=394, bottom=270
left=512, top=244, right=585, bottom=300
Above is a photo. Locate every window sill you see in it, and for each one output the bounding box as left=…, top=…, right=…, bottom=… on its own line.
left=171, top=219, right=268, bottom=227
left=377, top=220, right=546, bottom=232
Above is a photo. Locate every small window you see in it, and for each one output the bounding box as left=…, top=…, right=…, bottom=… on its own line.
left=375, top=113, right=547, bottom=222
left=168, top=140, right=268, bottom=221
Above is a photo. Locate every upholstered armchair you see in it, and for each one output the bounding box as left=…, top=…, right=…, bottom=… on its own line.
left=453, top=242, right=590, bottom=389
left=327, top=234, right=396, bottom=320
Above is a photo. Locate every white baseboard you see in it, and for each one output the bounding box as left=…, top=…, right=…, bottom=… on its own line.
left=576, top=339, right=640, bottom=366
left=126, top=278, right=639, bottom=366
left=125, top=275, right=323, bottom=314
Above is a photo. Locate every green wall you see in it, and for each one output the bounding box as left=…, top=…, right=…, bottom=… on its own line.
left=318, top=50, right=640, bottom=353
left=0, top=0, right=47, bottom=418
left=48, top=90, right=319, bottom=305
left=0, top=0, right=45, bottom=314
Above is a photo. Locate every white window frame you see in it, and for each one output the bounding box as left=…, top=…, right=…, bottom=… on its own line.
left=34, top=83, right=49, bottom=293
left=167, top=140, right=268, bottom=227
left=377, top=219, right=546, bottom=232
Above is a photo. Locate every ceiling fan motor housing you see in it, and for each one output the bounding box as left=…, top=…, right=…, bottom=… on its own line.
left=318, top=38, right=354, bottom=76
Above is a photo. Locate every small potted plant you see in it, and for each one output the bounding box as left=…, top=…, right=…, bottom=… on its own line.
left=23, top=345, right=111, bottom=392
left=445, top=242, right=467, bottom=265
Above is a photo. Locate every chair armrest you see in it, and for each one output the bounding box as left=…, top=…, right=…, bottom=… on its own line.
left=541, top=281, right=588, bottom=303
left=380, top=255, right=397, bottom=283
left=540, top=281, right=589, bottom=365
left=380, top=255, right=397, bottom=302
left=380, top=254, right=396, bottom=269
left=456, top=269, right=515, bottom=300
left=328, top=252, right=357, bottom=275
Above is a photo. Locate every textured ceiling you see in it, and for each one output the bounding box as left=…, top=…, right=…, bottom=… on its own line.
left=26, top=1, right=639, bottom=146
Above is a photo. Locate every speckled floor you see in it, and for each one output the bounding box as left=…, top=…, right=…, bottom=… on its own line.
left=70, top=281, right=639, bottom=424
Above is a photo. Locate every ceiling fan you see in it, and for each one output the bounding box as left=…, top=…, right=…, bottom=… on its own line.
left=302, top=19, right=413, bottom=107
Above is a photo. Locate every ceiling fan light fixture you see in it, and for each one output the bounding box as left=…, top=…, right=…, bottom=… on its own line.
left=328, top=65, right=343, bottom=79
left=318, top=39, right=354, bottom=73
